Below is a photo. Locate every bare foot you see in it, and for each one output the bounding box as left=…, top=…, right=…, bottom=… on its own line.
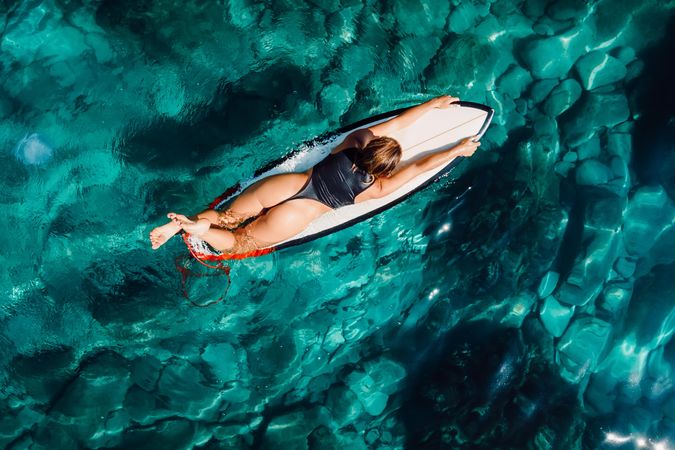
left=149, top=220, right=181, bottom=250
left=169, top=213, right=211, bottom=237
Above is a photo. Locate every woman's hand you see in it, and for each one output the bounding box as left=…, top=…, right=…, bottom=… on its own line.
left=427, top=94, right=460, bottom=109
left=452, top=135, right=481, bottom=158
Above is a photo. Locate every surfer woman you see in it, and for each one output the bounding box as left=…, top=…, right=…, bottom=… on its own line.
left=149, top=95, right=481, bottom=254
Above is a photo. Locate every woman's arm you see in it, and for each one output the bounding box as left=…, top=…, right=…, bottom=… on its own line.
left=330, top=95, right=460, bottom=155
left=368, top=95, right=460, bottom=137
left=373, top=136, right=480, bottom=198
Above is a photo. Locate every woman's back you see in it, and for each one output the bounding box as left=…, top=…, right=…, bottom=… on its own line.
left=309, top=147, right=375, bottom=208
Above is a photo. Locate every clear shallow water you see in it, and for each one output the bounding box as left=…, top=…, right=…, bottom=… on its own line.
left=1, top=0, right=674, bottom=448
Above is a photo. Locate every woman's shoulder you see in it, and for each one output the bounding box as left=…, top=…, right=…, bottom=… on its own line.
left=350, top=128, right=374, bottom=149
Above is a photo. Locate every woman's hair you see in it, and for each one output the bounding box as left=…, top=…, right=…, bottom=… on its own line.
left=352, top=136, right=402, bottom=178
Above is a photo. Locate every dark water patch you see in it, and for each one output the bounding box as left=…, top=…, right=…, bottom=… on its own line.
left=0, top=154, right=29, bottom=196
left=397, top=320, right=582, bottom=449
left=629, top=15, right=675, bottom=196
left=84, top=254, right=178, bottom=330
left=422, top=140, right=566, bottom=301
left=10, top=345, right=77, bottom=404
left=94, top=0, right=175, bottom=59
left=553, top=178, right=585, bottom=281
left=117, top=62, right=313, bottom=170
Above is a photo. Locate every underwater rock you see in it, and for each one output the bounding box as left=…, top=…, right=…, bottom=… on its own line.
left=246, top=330, right=298, bottom=381
left=262, top=407, right=331, bottom=450
left=123, top=385, right=164, bottom=424
left=522, top=0, right=547, bottom=19
left=607, top=131, right=632, bottom=161
left=625, top=58, right=645, bottom=83
left=0, top=91, right=13, bottom=119
left=562, top=151, right=578, bottom=162
left=227, top=0, right=264, bottom=28
left=554, top=161, right=574, bottom=178
left=583, top=336, right=647, bottom=414
left=575, top=159, right=612, bottom=186
left=598, top=283, right=633, bottom=316
left=427, top=35, right=509, bottom=100
left=1, top=4, right=57, bottom=65
left=556, top=228, right=620, bottom=306
left=613, top=46, right=636, bottom=64
left=307, top=424, right=342, bottom=450
left=473, top=14, right=533, bottom=47
left=537, top=271, right=559, bottom=298
left=327, top=44, right=377, bottom=95
left=130, top=354, right=162, bottom=392
left=394, top=35, right=442, bottom=80
left=548, top=0, right=590, bottom=21
left=500, top=291, right=537, bottom=328
left=529, top=79, right=559, bottom=105
left=48, top=60, right=84, bottom=88
left=593, top=0, right=671, bottom=52
left=583, top=378, right=614, bottom=415
left=447, top=2, right=485, bottom=34
left=520, top=24, right=592, bottom=79
left=31, top=418, right=80, bottom=449
left=318, top=84, right=353, bottom=117
left=156, top=358, right=220, bottom=419
left=543, top=78, right=582, bottom=117
left=640, top=222, right=675, bottom=275
left=325, top=385, right=364, bottom=427
left=38, top=25, right=89, bottom=61
left=11, top=346, right=77, bottom=404
left=151, top=69, right=185, bottom=117
left=345, top=370, right=390, bottom=416
left=623, top=186, right=674, bottom=257
left=585, top=196, right=625, bottom=229
left=563, top=93, right=630, bottom=145
left=362, top=357, right=407, bottom=395
left=644, top=345, right=675, bottom=401
left=623, top=263, right=675, bottom=351
left=575, top=51, right=627, bottom=90
left=119, top=418, right=198, bottom=449
left=220, top=380, right=251, bottom=404
left=201, top=342, right=240, bottom=383
left=574, top=134, right=601, bottom=160
left=48, top=351, right=131, bottom=445
left=539, top=296, right=574, bottom=337
left=321, top=325, right=346, bottom=353
left=325, top=6, right=360, bottom=47
left=84, top=32, right=115, bottom=64
left=104, top=408, right=130, bottom=435
left=393, top=0, right=449, bottom=36
left=613, top=256, right=636, bottom=279
left=531, top=113, right=560, bottom=151
left=497, top=65, right=533, bottom=100
left=556, top=316, right=612, bottom=383
left=13, top=133, right=54, bottom=165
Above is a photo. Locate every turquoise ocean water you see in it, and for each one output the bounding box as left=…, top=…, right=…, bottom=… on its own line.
left=1, top=0, right=675, bottom=448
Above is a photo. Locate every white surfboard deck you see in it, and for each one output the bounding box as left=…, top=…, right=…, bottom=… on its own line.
left=198, top=101, right=493, bottom=255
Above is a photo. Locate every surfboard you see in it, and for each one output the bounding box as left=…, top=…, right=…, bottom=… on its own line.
left=184, top=101, right=494, bottom=261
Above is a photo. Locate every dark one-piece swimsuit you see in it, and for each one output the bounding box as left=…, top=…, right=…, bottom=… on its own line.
left=278, top=147, right=375, bottom=209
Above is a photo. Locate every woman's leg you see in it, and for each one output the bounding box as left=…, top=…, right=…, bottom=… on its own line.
left=149, top=171, right=310, bottom=250
left=150, top=210, right=218, bottom=250
left=219, top=170, right=312, bottom=223
left=170, top=198, right=330, bottom=253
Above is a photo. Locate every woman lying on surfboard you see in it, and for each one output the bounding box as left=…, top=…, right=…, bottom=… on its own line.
left=149, top=95, right=481, bottom=255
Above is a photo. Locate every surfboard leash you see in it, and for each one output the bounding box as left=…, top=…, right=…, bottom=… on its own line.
left=174, top=252, right=231, bottom=308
